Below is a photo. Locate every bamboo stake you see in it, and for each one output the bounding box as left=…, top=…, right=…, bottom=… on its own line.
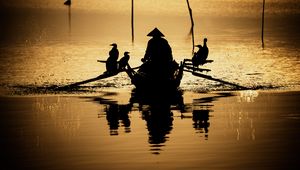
left=186, top=0, right=195, bottom=54
left=68, top=5, right=71, bottom=34
left=64, top=0, right=71, bottom=34
left=131, top=0, right=134, bottom=43
left=261, top=0, right=265, bottom=48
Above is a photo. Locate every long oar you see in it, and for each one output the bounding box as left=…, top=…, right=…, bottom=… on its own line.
left=57, top=66, right=140, bottom=89
left=58, top=72, right=118, bottom=89
left=184, top=69, right=249, bottom=90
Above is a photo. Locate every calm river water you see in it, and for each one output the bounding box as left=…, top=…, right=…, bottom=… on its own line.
left=0, top=1, right=300, bottom=169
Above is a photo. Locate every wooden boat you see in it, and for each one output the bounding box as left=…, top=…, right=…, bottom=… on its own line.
left=125, top=60, right=184, bottom=93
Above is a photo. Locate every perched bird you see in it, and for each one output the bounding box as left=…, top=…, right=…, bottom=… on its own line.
left=192, top=45, right=202, bottom=68
left=118, top=52, right=130, bottom=70
left=109, top=43, right=119, bottom=61
left=201, top=38, right=209, bottom=63
left=64, top=0, right=71, bottom=6
left=106, top=43, right=119, bottom=73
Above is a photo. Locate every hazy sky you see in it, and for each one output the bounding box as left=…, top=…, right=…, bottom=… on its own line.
left=1, top=0, right=299, bottom=46
left=1, top=0, right=299, bottom=17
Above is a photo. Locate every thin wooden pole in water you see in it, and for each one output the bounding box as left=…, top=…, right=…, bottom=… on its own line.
left=186, top=0, right=195, bottom=54
left=261, top=0, right=265, bottom=48
left=131, top=0, right=134, bottom=43
left=64, top=0, right=72, bottom=34
left=68, top=6, right=71, bottom=34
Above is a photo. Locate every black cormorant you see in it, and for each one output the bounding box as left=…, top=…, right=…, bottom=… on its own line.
left=109, top=43, right=119, bottom=61
left=192, top=45, right=202, bottom=68
left=201, top=38, right=209, bottom=63
left=64, top=0, right=71, bottom=6
left=118, top=52, right=130, bottom=70
left=106, top=43, right=119, bottom=73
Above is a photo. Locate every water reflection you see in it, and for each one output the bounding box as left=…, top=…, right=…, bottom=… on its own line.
left=96, top=90, right=233, bottom=154
left=142, top=104, right=173, bottom=154
left=180, top=104, right=212, bottom=140
left=104, top=104, right=132, bottom=135
left=237, top=90, right=259, bottom=103
left=192, top=109, right=210, bottom=139
left=33, top=97, right=82, bottom=138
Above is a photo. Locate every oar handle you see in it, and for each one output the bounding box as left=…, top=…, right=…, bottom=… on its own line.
left=97, top=60, right=106, bottom=63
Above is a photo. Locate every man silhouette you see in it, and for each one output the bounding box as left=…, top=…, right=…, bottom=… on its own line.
left=143, top=28, right=173, bottom=64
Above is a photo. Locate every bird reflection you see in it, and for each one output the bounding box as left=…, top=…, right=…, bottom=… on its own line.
left=192, top=109, right=210, bottom=139
left=104, top=103, right=131, bottom=135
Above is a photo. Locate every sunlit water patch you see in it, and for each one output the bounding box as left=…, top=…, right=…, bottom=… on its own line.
left=1, top=37, right=299, bottom=92
left=0, top=7, right=299, bottom=94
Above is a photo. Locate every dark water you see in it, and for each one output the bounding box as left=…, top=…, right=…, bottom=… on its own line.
left=1, top=90, right=300, bottom=169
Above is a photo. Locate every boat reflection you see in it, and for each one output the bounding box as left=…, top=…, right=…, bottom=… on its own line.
left=141, top=104, right=174, bottom=154
left=96, top=90, right=232, bottom=154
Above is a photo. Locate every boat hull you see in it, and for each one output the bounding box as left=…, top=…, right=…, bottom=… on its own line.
left=126, top=61, right=183, bottom=93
